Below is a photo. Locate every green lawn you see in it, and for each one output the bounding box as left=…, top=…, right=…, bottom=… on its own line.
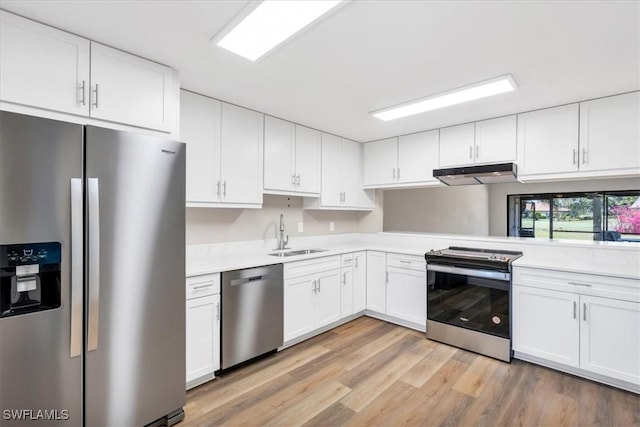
left=521, top=218, right=597, bottom=240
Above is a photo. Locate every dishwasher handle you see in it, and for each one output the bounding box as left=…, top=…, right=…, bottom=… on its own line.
left=230, top=275, right=265, bottom=286
left=226, top=265, right=279, bottom=287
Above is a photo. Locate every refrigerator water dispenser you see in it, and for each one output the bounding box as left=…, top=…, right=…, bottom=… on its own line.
left=0, top=242, right=61, bottom=317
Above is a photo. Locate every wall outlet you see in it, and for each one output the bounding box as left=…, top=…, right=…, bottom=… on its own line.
left=297, top=222, right=304, bottom=233
left=329, top=221, right=335, bottom=231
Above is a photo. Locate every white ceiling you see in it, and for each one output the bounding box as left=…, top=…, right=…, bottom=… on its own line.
left=1, top=0, right=638, bottom=142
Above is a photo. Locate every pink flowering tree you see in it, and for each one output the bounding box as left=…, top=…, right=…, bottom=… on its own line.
left=611, top=205, right=640, bottom=234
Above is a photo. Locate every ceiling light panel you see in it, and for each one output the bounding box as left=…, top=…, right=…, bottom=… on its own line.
left=372, top=74, right=518, bottom=121
left=216, top=0, right=344, bottom=62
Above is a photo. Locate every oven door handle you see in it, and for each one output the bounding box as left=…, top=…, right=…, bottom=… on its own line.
left=427, top=263, right=510, bottom=281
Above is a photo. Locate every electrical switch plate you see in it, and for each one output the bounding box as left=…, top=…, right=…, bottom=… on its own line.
left=297, top=222, right=304, bottom=233
left=329, top=221, right=335, bottom=231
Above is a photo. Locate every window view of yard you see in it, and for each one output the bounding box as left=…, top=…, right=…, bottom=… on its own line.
left=509, top=191, right=640, bottom=241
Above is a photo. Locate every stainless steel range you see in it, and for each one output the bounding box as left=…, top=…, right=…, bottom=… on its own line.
left=425, top=247, right=523, bottom=362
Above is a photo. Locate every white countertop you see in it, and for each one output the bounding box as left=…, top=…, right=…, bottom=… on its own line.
left=186, top=232, right=640, bottom=281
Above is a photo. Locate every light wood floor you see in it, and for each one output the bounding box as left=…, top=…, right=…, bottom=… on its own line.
left=183, top=317, right=639, bottom=427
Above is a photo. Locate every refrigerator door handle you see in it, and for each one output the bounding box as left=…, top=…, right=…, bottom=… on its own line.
left=88, top=177, right=101, bottom=352
left=70, top=178, right=83, bottom=358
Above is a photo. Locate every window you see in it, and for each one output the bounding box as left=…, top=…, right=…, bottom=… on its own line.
left=507, top=191, right=640, bottom=242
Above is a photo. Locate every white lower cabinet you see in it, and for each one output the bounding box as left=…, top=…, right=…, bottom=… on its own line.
left=185, top=274, right=221, bottom=390
left=340, top=251, right=367, bottom=318
left=386, top=267, right=426, bottom=326
left=366, top=251, right=387, bottom=313
left=513, top=267, right=640, bottom=391
left=284, top=256, right=341, bottom=342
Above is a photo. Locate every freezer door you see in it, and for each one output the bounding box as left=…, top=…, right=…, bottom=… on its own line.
left=84, top=126, right=186, bottom=426
left=0, top=111, right=83, bottom=426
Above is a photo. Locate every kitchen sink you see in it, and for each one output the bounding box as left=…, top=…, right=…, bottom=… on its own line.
left=268, top=249, right=327, bottom=257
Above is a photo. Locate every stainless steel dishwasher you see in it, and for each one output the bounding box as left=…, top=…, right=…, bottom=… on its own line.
left=221, top=264, right=283, bottom=370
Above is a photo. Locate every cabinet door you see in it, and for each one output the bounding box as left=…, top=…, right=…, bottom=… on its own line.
left=180, top=90, right=221, bottom=203
left=0, top=10, right=90, bottom=116
left=264, top=116, right=295, bottom=192
left=366, top=251, right=387, bottom=313
left=398, top=130, right=439, bottom=184
left=90, top=42, right=175, bottom=132
left=386, top=267, right=426, bottom=325
left=294, top=125, right=321, bottom=194
left=220, top=103, right=264, bottom=204
left=512, top=286, right=579, bottom=367
left=341, top=139, right=369, bottom=208
left=474, top=115, right=516, bottom=164
left=186, top=295, right=215, bottom=385
left=580, top=295, right=640, bottom=385
left=579, top=92, right=640, bottom=173
left=320, top=133, right=343, bottom=207
left=363, top=138, right=398, bottom=186
left=340, top=267, right=354, bottom=318
left=314, top=270, right=342, bottom=328
left=284, top=276, right=315, bottom=342
left=352, top=252, right=367, bottom=312
left=517, top=104, right=579, bottom=176
left=439, top=123, right=475, bottom=167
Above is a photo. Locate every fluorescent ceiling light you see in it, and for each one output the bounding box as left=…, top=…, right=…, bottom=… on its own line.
left=371, top=74, right=518, bottom=121
left=216, top=0, right=344, bottom=62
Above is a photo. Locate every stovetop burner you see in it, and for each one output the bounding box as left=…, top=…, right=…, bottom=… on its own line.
left=425, top=246, right=523, bottom=272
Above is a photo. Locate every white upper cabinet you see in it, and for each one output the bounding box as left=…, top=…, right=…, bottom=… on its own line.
left=363, top=130, right=439, bottom=188
left=398, top=130, right=439, bottom=184
left=305, top=134, right=374, bottom=210
left=180, top=90, right=221, bottom=204
left=439, top=117, right=516, bottom=168
left=439, top=123, right=476, bottom=167
left=0, top=10, right=90, bottom=116
left=263, top=117, right=320, bottom=195
left=0, top=11, right=178, bottom=134
left=90, top=42, right=176, bottom=133
left=264, top=116, right=295, bottom=192
left=516, top=103, right=580, bottom=177
left=363, top=138, right=398, bottom=186
left=294, top=125, right=321, bottom=194
left=220, top=103, right=264, bottom=205
left=474, top=115, right=517, bottom=165
left=180, top=90, right=263, bottom=208
left=579, top=92, right=640, bottom=174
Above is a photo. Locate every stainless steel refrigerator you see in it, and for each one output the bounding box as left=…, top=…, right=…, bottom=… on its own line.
left=0, top=111, right=186, bottom=426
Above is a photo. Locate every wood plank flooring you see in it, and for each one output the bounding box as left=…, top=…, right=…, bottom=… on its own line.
left=183, top=317, right=640, bottom=427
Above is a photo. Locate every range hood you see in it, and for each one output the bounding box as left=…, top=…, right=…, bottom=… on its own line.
left=433, top=162, right=518, bottom=185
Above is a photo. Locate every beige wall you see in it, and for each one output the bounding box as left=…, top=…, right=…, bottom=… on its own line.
left=186, top=192, right=383, bottom=244
left=488, top=177, right=640, bottom=236
left=383, top=185, right=490, bottom=236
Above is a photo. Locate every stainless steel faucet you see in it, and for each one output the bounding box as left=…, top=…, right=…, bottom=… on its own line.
left=275, top=213, right=289, bottom=250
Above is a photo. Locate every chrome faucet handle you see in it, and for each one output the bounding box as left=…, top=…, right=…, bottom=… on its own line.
left=283, top=235, right=289, bottom=248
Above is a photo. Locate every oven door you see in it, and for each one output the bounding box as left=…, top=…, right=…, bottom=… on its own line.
left=427, top=263, right=510, bottom=339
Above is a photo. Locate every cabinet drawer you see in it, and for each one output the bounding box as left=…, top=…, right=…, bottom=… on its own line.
left=341, top=253, right=357, bottom=268
left=186, top=273, right=220, bottom=299
left=284, top=255, right=340, bottom=279
left=513, top=267, right=640, bottom=302
left=387, top=253, right=426, bottom=272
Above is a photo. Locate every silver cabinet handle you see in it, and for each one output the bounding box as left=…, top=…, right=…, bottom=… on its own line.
left=469, top=146, right=473, bottom=159
left=217, top=180, right=221, bottom=198
left=573, top=301, right=577, bottom=319
left=223, top=180, right=227, bottom=197
left=386, top=271, right=389, bottom=283
left=70, top=178, right=83, bottom=358
left=573, top=149, right=577, bottom=165
left=92, top=83, right=99, bottom=108
left=582, top=148, right=587, bottom=164
left=78, top=80, right=86, bottom=106
left=583, top=303, right=587, bottom=321
left=87, top=178, right=100, bottom=352
left=296, top=174, right=301, bottom=186
left=312, top=279, right=317, bottom=293
left=292, top=174, right=296, bottom=185
left=342, top=272, right=346, bottom=285
left=475, top=144, right=479, bottom=159
left=317, top=277, right=321, bottom=292
left=216, top=302, right=220, bottom=321
left=393, top=168, right=396, bottom=180
left=355, top=257, right=359, bottom=268
left=399, top=260, right=411, bottom=264
left=569, top=281, right=592, bottom=287
left=397, top=168, right=400, bottom=181
left=192, top=283, right=213, bottom=290
left=343, top=192, right=346, bottom=203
